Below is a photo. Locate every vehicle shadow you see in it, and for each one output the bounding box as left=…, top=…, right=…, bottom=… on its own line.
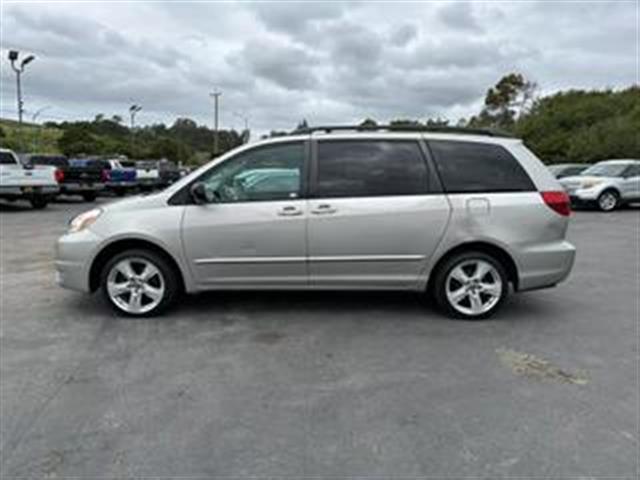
left=68, top=288, right=557, bottom=326
left=0, top=201, right=36, bottom=212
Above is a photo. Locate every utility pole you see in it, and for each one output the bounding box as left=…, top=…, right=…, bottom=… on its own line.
left=8, top=50, right=35, bottom=125
left=32, top=106, right=51, bottom=152
left=129, top=104, right=142, bottom=155
left=210, top=90, right=222, bottom=156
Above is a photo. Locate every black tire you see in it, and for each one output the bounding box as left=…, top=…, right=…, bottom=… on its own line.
left=82, top=191, right=97, bottom=202
left=596, top=189, right=619, bottom=212
left=100, top=249, right=180, bottom=317
left=114, top=188, right=126, bottom=197
left=432, top=251, right=509, bottom=320
left=29, top=196, right=48, bottom=209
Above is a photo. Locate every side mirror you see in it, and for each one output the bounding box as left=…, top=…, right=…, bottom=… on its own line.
left=190, top=182, right=214, bottom=204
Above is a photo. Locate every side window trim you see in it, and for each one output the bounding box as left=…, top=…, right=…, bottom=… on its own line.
left=168, top=140, right=310, bottom=205
left=309, top=138, right=432, bottom=199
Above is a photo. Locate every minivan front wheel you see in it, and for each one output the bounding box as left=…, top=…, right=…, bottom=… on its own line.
left=101, top=249, right=178, bottom=316
left=433, top=252, right=508, bottom=320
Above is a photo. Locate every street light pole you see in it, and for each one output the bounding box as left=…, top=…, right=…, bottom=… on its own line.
left=129, top=104, right=142, bottom=155
left=210, top=90, right=222, bottom=156
left=8, top=50, right=36, bottom=125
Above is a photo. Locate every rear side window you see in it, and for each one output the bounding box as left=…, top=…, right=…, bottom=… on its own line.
left=315, top=140, right=428, bottom=198
left=428, top=140, right=535, bottom=193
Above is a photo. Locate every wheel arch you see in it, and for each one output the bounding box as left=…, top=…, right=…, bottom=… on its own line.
left=89, top=238, right=186, bottom=293
left=427, top=241, right=520, bottom=292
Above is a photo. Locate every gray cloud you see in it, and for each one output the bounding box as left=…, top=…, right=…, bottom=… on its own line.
left=0, top=1, right=636, bottom=133
left=389, top=24, right=418, bottom=47
left=228, top=38, right=318, bottom=91
left=437, top=1, right=483, bottom=32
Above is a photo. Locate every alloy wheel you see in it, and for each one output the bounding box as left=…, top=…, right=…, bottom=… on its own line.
left=106, top=257, right=165, bottom=314
left=598, top=192, right=617, bottom=211
left=445, top=259, right=503, bottom=316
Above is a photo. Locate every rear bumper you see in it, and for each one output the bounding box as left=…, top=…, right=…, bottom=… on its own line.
left=55, top=229, right=102, bottom=292
left=0, top=185, right=59, bottom=197
left=516, top=240, right=576, bottom=291
left=106, top=181, right=137, bottom=189
left=60, top=183, right=105, bottom=193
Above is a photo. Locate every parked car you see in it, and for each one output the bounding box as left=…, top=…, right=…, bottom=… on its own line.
left=158, top=160, right=182, bottom=187
left=134, top=160, right=162, bottom=191
left=0, top=148, right=60, bottom=208
left=559, top=159, right=640, bottom=211
left=84, top=158, right=137, bottom=196
left=548, top=163, right=589, bottom=179
left=25, top=154, right=104, bottom=202
left=133, top=160, right=182, bottom=190
left=55, top=125, right=576, bottom=319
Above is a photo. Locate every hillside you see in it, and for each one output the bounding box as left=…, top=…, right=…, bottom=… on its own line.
left=0, top=118, right=63, bottom=154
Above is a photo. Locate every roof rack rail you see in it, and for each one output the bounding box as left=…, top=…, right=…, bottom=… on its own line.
left=292, top=124, right=514, bottom=138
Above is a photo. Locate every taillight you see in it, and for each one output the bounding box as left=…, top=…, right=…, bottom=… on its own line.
left=54, top=168, right=65, bottom=183
left=101, top=169, right=110, bottom=182
left=541, top=191, right=571, bottom=216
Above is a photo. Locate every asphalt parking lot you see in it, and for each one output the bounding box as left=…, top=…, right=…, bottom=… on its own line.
left=0, top=198, right=638, bottom=478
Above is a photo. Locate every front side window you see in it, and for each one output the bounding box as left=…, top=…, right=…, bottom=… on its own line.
left=0, top=152, right=16, bottom=165
left=314, top=140, right=428, bottom=198
left=199, top=142, right=304, bottom=203
left=623, top=164, right=640, bottom=177
left=428, top=140, right=535, bottom=193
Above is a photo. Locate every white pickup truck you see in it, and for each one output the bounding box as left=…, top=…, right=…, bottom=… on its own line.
left=0, top=148, right=60, bottom=209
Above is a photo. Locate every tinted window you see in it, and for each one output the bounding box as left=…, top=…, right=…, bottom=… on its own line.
left=199, top=142, right=304, bottom=203
left=0, top=152, right=16, bottom=165
left=429, top=140, right=535, bottom=193
left=315, top=140, right=428, bottom=198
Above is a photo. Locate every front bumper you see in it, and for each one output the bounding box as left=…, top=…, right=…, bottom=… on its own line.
left=565, top=187, right=601, bottom=203
left=516, top=240, right=576, bottom=291
left=55, top=228, right=103, bottom=292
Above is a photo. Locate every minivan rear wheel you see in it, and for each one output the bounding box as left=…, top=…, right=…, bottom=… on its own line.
left=100, top=249, right=178, bottom=317
left=433, top=251, right=508, bottom=320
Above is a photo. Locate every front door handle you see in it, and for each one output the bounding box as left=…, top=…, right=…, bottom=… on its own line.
left=277, top=205, right=303, bottom=216
left=311, top=204, right=337, bottom=215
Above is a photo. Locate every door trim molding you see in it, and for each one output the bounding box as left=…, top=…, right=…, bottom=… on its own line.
left=194, top=256, right=306, bottom=265
left=194, top=254, right=424, bottom=265
left=309, top=255, right=425, bottom=263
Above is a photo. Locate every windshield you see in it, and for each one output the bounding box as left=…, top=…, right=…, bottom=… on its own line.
left=581, top=163, right=628, bottom=177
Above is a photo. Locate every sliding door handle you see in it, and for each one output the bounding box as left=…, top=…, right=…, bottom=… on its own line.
left=311, top=204, right=337, bottom=215
left=277, top=205, right=303, bottom=216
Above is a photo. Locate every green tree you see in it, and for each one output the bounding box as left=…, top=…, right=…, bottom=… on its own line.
left=470, top=73, right=537, bottom=129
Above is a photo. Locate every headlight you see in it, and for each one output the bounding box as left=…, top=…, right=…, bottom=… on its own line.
left=581, top=180, right=603, bottom=189
left=69, top=208, right=102, bottom=233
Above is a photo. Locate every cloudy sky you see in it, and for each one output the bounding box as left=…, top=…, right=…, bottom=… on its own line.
left=0, top=0, right=637, bottom=134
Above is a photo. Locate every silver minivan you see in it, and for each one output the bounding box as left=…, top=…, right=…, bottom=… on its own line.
left=55, top=126, right=576, bottom=320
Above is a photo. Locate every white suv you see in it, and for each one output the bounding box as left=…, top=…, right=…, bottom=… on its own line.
left=559, top=159, right=640, bottom=211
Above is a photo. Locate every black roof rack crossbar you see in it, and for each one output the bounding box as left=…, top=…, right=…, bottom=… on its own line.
left=292, top=124, right=514, bottom=138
